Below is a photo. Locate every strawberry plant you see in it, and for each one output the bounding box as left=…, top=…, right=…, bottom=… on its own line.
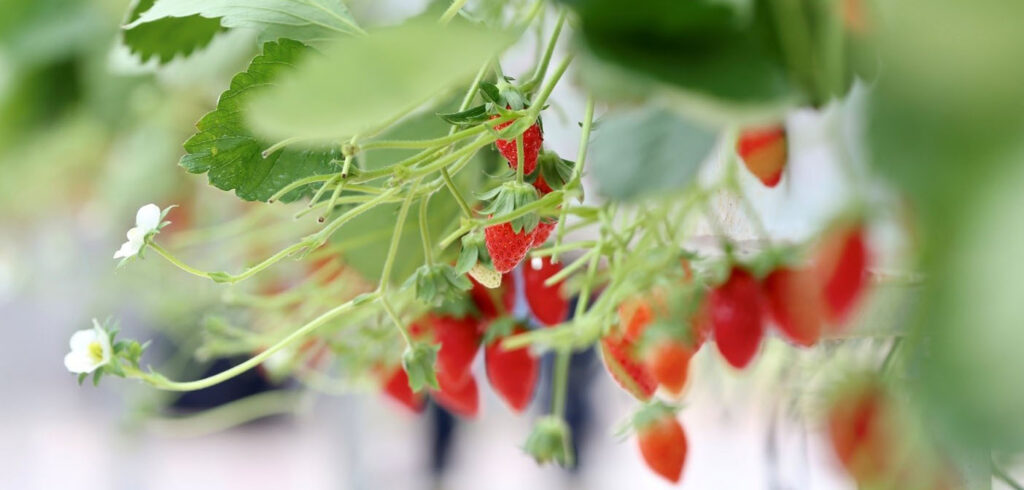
left=43, top=0, right=1024, bottom=487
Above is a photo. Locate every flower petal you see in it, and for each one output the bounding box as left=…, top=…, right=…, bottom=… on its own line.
left=64, top=352, right=98, bottom=374
left=69, top=329, right=98, bottom=351
left=136, top=204, right=161, bottom=232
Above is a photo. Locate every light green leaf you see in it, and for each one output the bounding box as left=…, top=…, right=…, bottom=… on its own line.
left=589, top=106, right=717, bottom=201
left=124, top=0, right=364, bottom=44
left=121, top=0, right=224, bottom=64
left=246, top=19, right=514, bottom=143
left=180, top=39, right=342, bottom=202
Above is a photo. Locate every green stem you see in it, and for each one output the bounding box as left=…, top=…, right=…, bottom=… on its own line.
left=267, top=174, right=337, bottom=203
left=378, top=180, right=421, bottom=290
left=574, top=247, right=601, bottom=317
left=529, top=55, right=574, bottom=115
left=146, top=390, right=302, bottom=438
left=127, top=291, right=380, bottom=391
left=149, top=242, right=214, bottom=280
left=419, top=194, right=434, bottom=266
left=380, top=296, right=413, bottom=346
left=556, top=95, right=595, bottom=248
left=439, top=0, right=469, bottom=24
left=551, top=349, right=570, bottom=417
left=442, top=168, right=473, bottom=218
left=544, top=248, right=597, bottom=287
left=994, top=462, right=1024, bottom=490
left=523, top=9, right=567, bottom=93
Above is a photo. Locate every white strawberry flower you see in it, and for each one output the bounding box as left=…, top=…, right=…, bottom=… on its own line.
left=64, top=319, right=112, bottom=374
left=113, top=203, right=173, bottom=261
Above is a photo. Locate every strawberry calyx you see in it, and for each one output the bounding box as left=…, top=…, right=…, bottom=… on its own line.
left=479, top=181, right=540, bottom=234
left=406, top=263, right=473, bottom=308
left=524, top=415, right=574, bottom=467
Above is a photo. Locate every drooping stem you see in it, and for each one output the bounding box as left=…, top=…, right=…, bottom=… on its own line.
left=438, top=0, right=469, bottom=24
left=148, top=242, right=215, bottom=280
left=378, top=180, right=422, bottom=290
left=419, top=194, right=434, bottom=266
left=551, top=348, right=570, bottom=417
left=522, top=9, right=567, bottom=93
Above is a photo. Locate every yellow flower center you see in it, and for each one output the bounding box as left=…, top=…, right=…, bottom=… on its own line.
left=88, top=341, right=105, bottom=362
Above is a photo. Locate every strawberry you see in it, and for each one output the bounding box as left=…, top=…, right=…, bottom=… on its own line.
left=690, top=297, right=713, bottom=348
left=433, top=369, right=479, bottom=418
left=815, top=223, right=871, bottom=326
left=600, top=334, right=657, bottom=400
left=485, top=325, right=539, bottom=413
left=469, top=273, right=516, bottom=321
left=411, top=314, right=481, bottom=384
left=828, top=381, right=893, bottom=483
left=484, top=221, right=536, bottom=273
left=737, top=125, right=787, bottom=187
left=637, top=411, right=688, bottom=483
left=381, top=366, right=425, bottom=413
left=531, top=220, right=556, bottom=247
left=534, top=175, right=553, bottom=195
left=647, top=340, right=695, bottom=396
left=618, top=297, right=657, bottom=342
left=492, top=115, right=543, bottom=175
left=763, top=266, right=824, bottom=347
left=523, top=256, right=570, bottom=326
left=709, top=267, right=765, bottom=369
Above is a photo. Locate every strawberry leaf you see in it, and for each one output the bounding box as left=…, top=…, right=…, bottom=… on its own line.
left=121, top=0, right=224, bottom=64
left=179, top=39, right=342, bottom=202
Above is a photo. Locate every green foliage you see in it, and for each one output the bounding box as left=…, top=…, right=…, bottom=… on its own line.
left=407, top=263, right=472, bottom=308
left=479, top=181, right=539, bottom=233
left=124, top=0, right=363, bottom=44
left=245, top=19, right=515, bottom=143
left=524, top=416, right=574, bottom=467
left=402, top=342, right=439, bottom=393
left=589, top=106, right=716, bottom=201
left=455, top=229, right=491, bottom=274
left=562, top=0, right=794, bottom=108
left=179, top=39, right=342, bottom=202
left=121, top=0, right=224, bottom=63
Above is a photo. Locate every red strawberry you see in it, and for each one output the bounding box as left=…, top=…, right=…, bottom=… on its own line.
left=469, top=273, right=517, bottom=321
left=737, top=125, right=787, bottom=187
left=619, top=296, right=657, bottom=342
left=411, top=314, right=481, bottom=384
left=647, top=340, right=695, bottom=396
left=709, top=267, right=765, bottom=369
left=637, top=413, right=688, bottom=483
left=534, top=175, right=553, bottom=195
left=531, top=220, right=556, bottom=247
left=600, top=334, right=657, bottom=400
left=828, top=381, right=893, bottom=483
left=485, top=326, right=539, bottom=413
left=381, top=366, right=425, bottom=413
left=815, top=223, right=871, bottom=326
left=523, top=256, right=570, bottom=326
left=492, top=115, right=543, bottom=175
left=763, top=266, right=824, bottom=347
left=484, top=221, right=536, bottom=273
left=433, top=370, right=479, bottom=418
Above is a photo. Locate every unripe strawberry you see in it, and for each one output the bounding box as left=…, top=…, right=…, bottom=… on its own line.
left=737, top=125, right=787, bottom=187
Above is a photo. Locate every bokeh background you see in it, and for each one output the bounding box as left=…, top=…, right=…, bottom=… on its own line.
left=2, top=0, right=1024, bottom=489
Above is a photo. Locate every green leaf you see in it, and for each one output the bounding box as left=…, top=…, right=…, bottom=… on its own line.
left=589, top=106, right=717, bottom=201
left=438, top=104, right=490, bottom=126
left=179, top=39, right=342, bottom=202
left=563, top=0, right=797, bottom=115
left=246, top=19, right=515, bottom=143
left=123, top=0, right=364, bottom=44
left=121, top=0, right=224, bottom=64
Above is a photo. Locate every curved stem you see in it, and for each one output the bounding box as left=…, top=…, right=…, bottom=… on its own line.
left=439, top=0, right=469, bottom=24
left=378, top=180, right=422, bottom=290
left=551, top=349, right=570, bottom=417
left=419, top=194, right=434, bottom=266
left=994, top=462, right=1024, bottom=490
left=127, top=291, right=380, bottom=391
left=148, top=242, right=214, bottom=280
left=268, top=174, right=337, bottom=203
left=523, top=9, right=567, bottom=93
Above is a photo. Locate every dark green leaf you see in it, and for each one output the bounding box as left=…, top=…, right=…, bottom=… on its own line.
left=121, top=0, right=223, bottom=64
left=179, top=39, right=342, bottom=202
left=438, top=104, right=490, bottom=126
left=478, top=81, right=501, bottom=105
left=589, top=106, right=716, bottom=201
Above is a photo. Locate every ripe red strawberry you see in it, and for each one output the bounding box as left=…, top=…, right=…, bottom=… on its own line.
left=530, top=220, right=556, bottom=247
left=523, top=257, right=569, bottom=326
left=709, top=267, right=765, bottom=369
left=647, top=340, right=695, bottom=396
left=381, top=366, right=425, bottom=413
left=637, top=412, right=688, bottom=483
left=411, top=314, right=481, bottom=384
left=433, top=370, right=479, bottom=418
left=600, top=334, right=657, bottom=400
left=492, top=115, right=543, bottom=175
left=485, top=326, right=539, bottom=413
left=763, top=266, right=824, bottom=347
left=484, top=221, right=536, bottom=273
left=828, top=381, right=892, bottom=483
left=815, top=223, right=871, bottom=326
left=469, top=273, right=516, bottom=321
left=737, top=125, right=787, bottom=187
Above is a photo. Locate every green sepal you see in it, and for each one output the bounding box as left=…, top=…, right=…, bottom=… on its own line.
left=482, top=316, right=518, bottom=346
left=479, top=81, right=502, bottom=105
left=402, top=342, right=440, bottom=393
left=479, top=182, right=540, bottom=233
left=614, top=399, right=681, bottom=440
left=406, top=263, right=473, bottom=308
left=438, top=104, right=491, bottom=126
left=523, top=416, right=574, bottom=467
left=535, top=151, right=575, bottom=191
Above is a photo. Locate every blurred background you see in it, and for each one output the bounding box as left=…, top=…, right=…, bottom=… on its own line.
left=2, top=0, right=1024, bottom=489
